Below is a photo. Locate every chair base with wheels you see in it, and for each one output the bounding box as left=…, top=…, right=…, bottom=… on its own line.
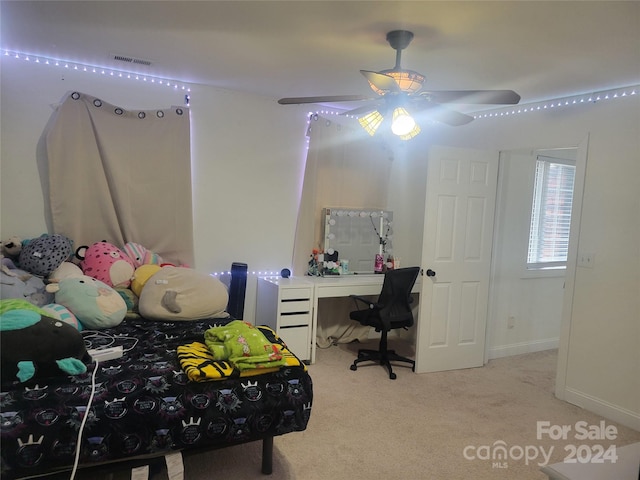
left=350, top=330, right=415, bottom=380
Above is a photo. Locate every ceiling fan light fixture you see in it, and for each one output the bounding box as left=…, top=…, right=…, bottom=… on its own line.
left=277, top=29, right=519, bottom=136
left=369, top=70, right=425, bottom=95
left=358, top=110, right=384, bottom=136
left=398, top=123, right=421, bottom=141
left=391, top=107, right=416, bottom=136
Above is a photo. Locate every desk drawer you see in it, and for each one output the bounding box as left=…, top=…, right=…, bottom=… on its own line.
left=281, top=288, right=312, bottom=301
left=280, top=299, right=311, bottom=313
left=279, top=312, right=311, bottom=328
left=278, top=325, right=310, bottom=360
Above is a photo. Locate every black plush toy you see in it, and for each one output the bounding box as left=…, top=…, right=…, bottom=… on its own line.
left=0, top=299, right=89, bottom=383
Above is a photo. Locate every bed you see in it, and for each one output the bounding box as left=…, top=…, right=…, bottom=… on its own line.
left=0, top=280, right=313, bottom=479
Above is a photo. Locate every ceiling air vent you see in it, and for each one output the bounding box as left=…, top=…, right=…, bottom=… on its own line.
left=112, top=54, right=152, bottom=67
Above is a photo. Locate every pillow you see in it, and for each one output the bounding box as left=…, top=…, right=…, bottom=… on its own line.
left=19, top=234, right=72, bottom=276
left=48, top=261, right=83, bottom=282
left=138, top=267, right=229, bottom=321
left=77, top=241, right=135, bottom=288
left=131, top=264, right=162, bottom=297
left=46, top=275, right=126, bottom=329
left=123, top=242, right=164, bottom=268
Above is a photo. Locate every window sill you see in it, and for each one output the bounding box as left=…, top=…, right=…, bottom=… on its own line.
left=521, top=267, right=566, bottom=279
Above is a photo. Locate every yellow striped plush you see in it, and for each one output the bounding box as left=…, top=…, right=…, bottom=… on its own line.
left=177, top=326, right=306, bottom=382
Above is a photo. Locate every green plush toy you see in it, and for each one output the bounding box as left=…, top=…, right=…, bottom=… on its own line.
left=0, top=299, right=89, bottom=383
left=204, top=320, right=285, bottom=371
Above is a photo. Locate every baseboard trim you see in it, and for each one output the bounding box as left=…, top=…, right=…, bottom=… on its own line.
left=487, top=338, right=559, bottom=360
left=563, top=387, right=640, bottom=431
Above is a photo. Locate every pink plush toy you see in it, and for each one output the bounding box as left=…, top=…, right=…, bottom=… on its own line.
left=76, top=241, right=135, bottom=288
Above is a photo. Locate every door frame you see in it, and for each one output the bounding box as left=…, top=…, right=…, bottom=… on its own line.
left=553, top=135, right=589, bottom=399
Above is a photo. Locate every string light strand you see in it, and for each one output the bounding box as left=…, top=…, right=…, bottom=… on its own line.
left=3, top=49, right=192, bottom=92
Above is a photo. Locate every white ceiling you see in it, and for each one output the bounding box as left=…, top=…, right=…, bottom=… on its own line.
left=2, top=1, right=639, bottom=111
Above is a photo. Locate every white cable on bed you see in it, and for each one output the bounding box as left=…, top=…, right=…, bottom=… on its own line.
left=82, top=330, right=138, bottom=354
left=69, top=358, right=99, bottom=480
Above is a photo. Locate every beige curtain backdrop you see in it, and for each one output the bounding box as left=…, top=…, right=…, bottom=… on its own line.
left=291, top=114, right=394, bottom=347
left=40, top=91, right=194, bottom=266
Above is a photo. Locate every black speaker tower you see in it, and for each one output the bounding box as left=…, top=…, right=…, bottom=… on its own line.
left=227, top=262, right=248, bottom=319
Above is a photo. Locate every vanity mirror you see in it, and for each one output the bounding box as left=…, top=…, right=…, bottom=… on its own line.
left=322, top=208, right=393, bottom=273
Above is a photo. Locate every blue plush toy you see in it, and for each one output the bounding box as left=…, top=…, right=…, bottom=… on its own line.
left=0, top=299, right=89, bottom=383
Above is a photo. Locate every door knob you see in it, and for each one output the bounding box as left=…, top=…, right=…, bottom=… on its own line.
left=426, top=269, right=436, bottom=277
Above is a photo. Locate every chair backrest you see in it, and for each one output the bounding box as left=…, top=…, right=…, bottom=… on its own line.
left=377, top=267, right=420, bottom=325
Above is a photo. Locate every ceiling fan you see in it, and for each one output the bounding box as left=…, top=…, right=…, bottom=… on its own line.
left=278, top=30, right=521, bottom=139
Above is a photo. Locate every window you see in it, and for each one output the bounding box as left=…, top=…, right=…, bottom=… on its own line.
left=527, top=155, right=576, bottom=269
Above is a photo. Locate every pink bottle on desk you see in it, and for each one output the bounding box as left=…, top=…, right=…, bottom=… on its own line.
left=374, top=254, right=384, bottom=273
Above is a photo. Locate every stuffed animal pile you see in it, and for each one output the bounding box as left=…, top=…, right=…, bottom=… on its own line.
left=1, top=234, right=230, bottom=383
left=1, top=235, right=230, bottom=332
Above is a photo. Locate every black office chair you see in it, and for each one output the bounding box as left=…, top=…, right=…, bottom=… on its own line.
left=349, top=266, right=420, bottom=379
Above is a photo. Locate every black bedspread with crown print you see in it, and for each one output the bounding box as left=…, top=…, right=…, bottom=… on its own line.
left=0, top=317, right=313, bottom=479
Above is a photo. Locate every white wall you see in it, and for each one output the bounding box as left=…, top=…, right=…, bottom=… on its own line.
left=386, top=144, right=428, bottom=270
left=188, top=84, right=307, bottom=320
left=189, top=84, right=307, bottom=275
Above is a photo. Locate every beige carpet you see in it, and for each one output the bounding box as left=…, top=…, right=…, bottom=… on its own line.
left=65, top=342, right=640, bottom=480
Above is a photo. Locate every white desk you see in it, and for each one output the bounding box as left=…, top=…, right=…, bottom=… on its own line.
left=256, top=274, right=420, bottom=364
left=309, top=274, right=421, bottom=363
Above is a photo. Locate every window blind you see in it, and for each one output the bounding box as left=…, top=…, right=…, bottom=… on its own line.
left=527, top=156, right=576, bottom=268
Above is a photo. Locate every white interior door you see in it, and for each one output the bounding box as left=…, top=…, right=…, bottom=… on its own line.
left=415, top=146, right=499, bottom=373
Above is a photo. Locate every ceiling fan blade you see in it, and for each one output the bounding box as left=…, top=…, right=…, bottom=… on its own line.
left=431, top=109, right=475, bottom=126
left=360, top=70, right=400, bottom=93
left=411, top=102, right=475, bottom=126
left=278, top=95, right=372, bottom=105
left=340, top=103, right=382, bottom=117
left=425, top=90, right=521, bottom=105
